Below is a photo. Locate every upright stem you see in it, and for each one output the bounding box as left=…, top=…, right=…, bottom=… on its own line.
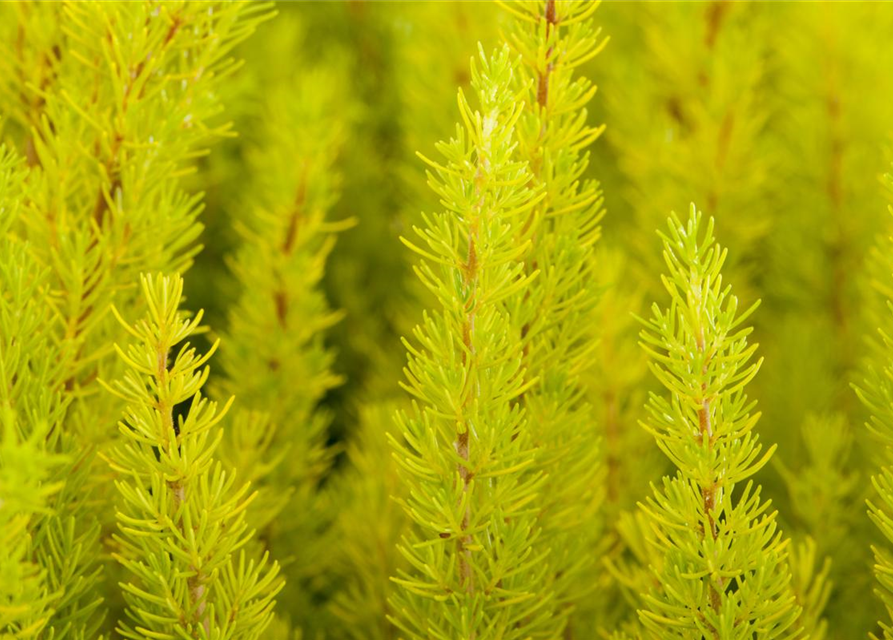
left=536, top=0, right=557, bottom=110
left=696, top=319, right=721, bottom=636
left=520, top=0, right=559, bottom=386
left=704, top=1, right=729, bottom=51
left=155, top=329, right=208, bottom=637
left=457, top=170, right=482, bottom=594
left=823, top=55, right=852, bottom=410
left=604, top=389, right=619, bottom=505
left=274, top=166, right=310, bottom=328
left=532, top=0, right=557, bottom=174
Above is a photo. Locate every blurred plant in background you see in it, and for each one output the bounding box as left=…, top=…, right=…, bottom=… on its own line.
left=2, top=2, right=893, bottom=639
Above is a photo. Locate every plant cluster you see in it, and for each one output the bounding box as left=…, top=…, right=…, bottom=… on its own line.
left=4, top=2, right=893, bottom=640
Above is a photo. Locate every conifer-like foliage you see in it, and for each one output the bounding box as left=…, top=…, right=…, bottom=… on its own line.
left=0, top=5, right=274, bottom=638
left=855, top=171, right=893, bottom=640
left=0, top=144, right=67, bottom=639
left=763, top=15, right=886, bottom=631
left=212, top=19, right=351, bottom=630
left=390, top=45, right=555, bottom=639
left=328, top=402, right=406, bottom=640
left=215, top=19, right=348, bottom=514
left=102, top=273, right=281, bottom=640
left=5, top=1, right=273, bottom=400
left=636, top=207, right=799, bottom=639
left=0, top=412, right=60, bottom=640
left=7, top=4, right=893, bottom=639
left=501, top=0, right=607, bottom=630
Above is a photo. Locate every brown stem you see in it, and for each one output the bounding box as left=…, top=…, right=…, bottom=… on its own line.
left=695, top=327, right=721, bottom=635
left=530, top=0, right=558, bottom=179
left=536, top=0, right=558, bottom=109
left=824, top=76, right=851, bottom=401
left=458, top=228, right=477, bottom=594
left=604, top=390, right=620, bottom=505
left=715, top=110, right=735, bottom=173
left=705, top=109, right=736, bottom=213
left=282, top=164, right=310, bottom=256
left=274, top=166, right=311, bottom=328
left=62, top=11, right=187, bottom=392
left=519, top=0, right=560, bottom=398
left=155, top=328, right=208, bottom=636
left=704, top=1, right=729, bottom=51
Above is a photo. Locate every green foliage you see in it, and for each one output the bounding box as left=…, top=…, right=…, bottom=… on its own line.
left=598, top=2, right=773, bottom=298
left=102, top=274, right=281, bottom=640
left=763, top=8, right=893, bottom=634
left=0, top=412, right=59, bottom=640
left=216, top=22, right=348, bottom=513
left=0, top=4, right=274, bottom=638
left=636, top=207, right=799, bottom=639
left=211, top=18, right=352, bottom=632
left=390, top=45, right=555, bottom=638
left=5, top=3, right=893, bottom=639
left=501, top=0, right=608, bottom=631
left=788, top=538, right=832, bottom=640
left=0, top=140, right=107, bottom=640
left=0, top=144, right=66, bottom=640
left=854, top=170, right=893, bottom=640
left=328, top=403, right=407, bottom=640
left=9, top=1, right=272, bottom=401
left=776, top=414, right=859, bottom=565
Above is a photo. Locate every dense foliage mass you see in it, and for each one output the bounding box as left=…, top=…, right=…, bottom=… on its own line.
left=2, top=2, right=893, bottom=639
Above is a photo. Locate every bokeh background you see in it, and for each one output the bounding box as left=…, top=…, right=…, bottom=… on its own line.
left=4, top=2, right=891, bottom=638
left=181, top=4, right=893, bottom=635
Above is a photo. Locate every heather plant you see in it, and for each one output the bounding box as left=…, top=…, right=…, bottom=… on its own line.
left=211, top=16, right=352, bottom=633
left=389, top=44, right=556, bottom=638
left=5, top=2, right=893, bottom=640
left=102, top=273, right=281, bottom=640
left=0, top=143, right=69, bottom=639
left=501, top=0, right=608, bottom=632
left=855, top=169, right=893, bottom=640
left=634, top=208, right=799, bottom=638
